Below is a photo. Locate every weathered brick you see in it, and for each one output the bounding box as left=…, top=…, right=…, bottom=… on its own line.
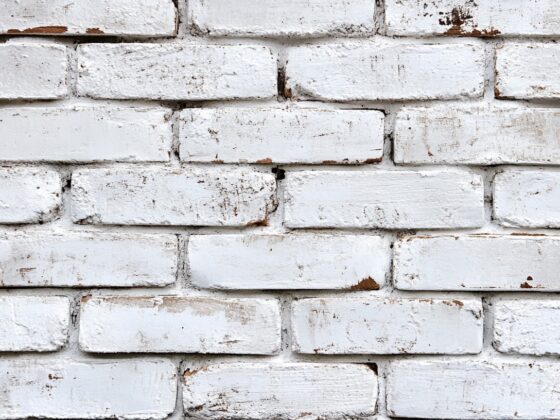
left=0, top=106, right=172, bottom=163
left=285, top=42, right=485, bottom=101
left=388, top=360, right=560, bottom=419
left=494, top=170, right=560, bottom=228
left=188, top=0, right=374, bottom=37
left=385, top=0, right=560, bottom=36
left=292, top=297, right=482, bottom=355
left=0, top=296, right=69, bottom=351
left=77, top=44, right=277, bottom=100
left=188, top=234, right=390, bottom=290
left=394, top=235, right=560, bottom=291
left=395, top=104, right=560, bottom=165
left=285, top=170, right=484, bottom=229
left=183, top=363, right=377, bottom=419
left=80, top=296, right=281, bottom=354
left=0, top=232, right=177, bottom=287
left=0, top=167, right=61, bottom=224
left=179, top=108, right=384, bottom=164
left=496, top=43, right=560, bottom=99
left=71, top=166, right=276, bottom=226
left=0, top=0, right=176, bottom=36
left=0, top=359, right=176, bottom=419
left=494, top=299, right=560, bottom=355
left=0, top=42, right=67, bottom=99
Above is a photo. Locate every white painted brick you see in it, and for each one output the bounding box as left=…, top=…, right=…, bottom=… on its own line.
left=285, top=170, right=484, bottom=229
left=79, top=296, right=281, bottom=354
left=0, top=0, right=176, bottom=36
left=0, top=232, right=176, bottom=287
left=0, top=43, right=67, bottom=99
left=77, top=44, right=277, bottom=100
left=183, top=363, right=377, bottom=419
left=496, top=43, right=560, bottom=99
left=387, top=360, right=560, bottom=419
left=494, top=299, right=560, bottom=355
left=494, top=170, right=560, bottom=228
left=285, top=42, right=485, bottom=101
left=188, top=0, right=375, bottom=37
left=188, top=234, right=390, bottom=290
left=395, top=104, right=560, bottom=165
left=72, top=166, right=276, bottom=226
left=0, top=106, right=172, bottom=163
left=394, top=235, right=560, bottom=291
left=0, top=167, right=61, bottom=224
left=0, top=359, right=176, bottom=419
left=292, top=298, right=483, bottom=355
left=386, top=0, right=560, bottom=36
left=179, top=108, right=384, bottom=164
left=0, top=296, right=69, bottom=351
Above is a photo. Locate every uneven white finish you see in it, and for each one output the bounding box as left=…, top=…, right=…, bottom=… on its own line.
left=183, top=363, right=377, bottom=419
left=77, top=44, right=277, bottom=100
left=0, top=0, right=176, bottom=36
left=496, top=43, right=560, bottom=99
left=0, top=106, right=172, bottom=162
left=285, top=170, right=484, bottom=229
left=188, top=234, right=390, bottom=290
left=179, top=108, right=384, bottom=164
left=494, top=300, right=560, bottom=355
left=0, top=43, right=66, bottom=99
left=0, top=167, right=61, bottom=224
left=72, top=166, right=276, bottom=226
left=0, top=296, right=69, bottom=351
left=188, top=0, right=375, bottom=37
left=285, top=42, right=485, bottom=101
left=292, top=298, right=483, bottom=354
left=0, top=232, right=177, bottom=287
left=80, top=296, right=281, bottom=354
left=395, top=104, right=560, bottom=165
left=494, top=170, right=560, bottom=228
left=388, top=360, right=560, bottom=419
left=0, top=359, right=176, bottom=419
left=394, top=235, right=560, bottom=291
left=385, top=0, right=560, bottom=36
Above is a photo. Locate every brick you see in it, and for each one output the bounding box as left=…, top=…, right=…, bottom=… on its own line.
left=0, top=43, right=66, bottom=99
left=188, top=234, right=390, bottom=290
left=285, top=42, right=484, bottom=101
left=0, top=359, right=176, bottom=419
left=0, top=232, right=177, bottom=287
left=0, top=0, right=176, bottom=36
left=0, top=296, right=69, bottom=351
left=0, top=167, right=61, bottom=224
left=494, top=170, right=560, bottom=228
left=394, top=235, right=560, bottom=291
left=77, top=44, right=277, bottom=100
left=183, top=363, right=377, bottom=419
left=494, top=300, right=560, bottom=355
left=179, top=108, right=384, bottom=164
left=188, top=0, right=374, bottom=37
left=496, top=43, right=560, bottom=99
left=395, top=104, right=560, bottom=165
left=387, top=360, right=560, bottom=419
left=285, top=170, right=484, bottom=229
left=385, top=0, right=560, bottom=36
left=79, top=296, right=281, bottom=354
left=0, top=106, right=172, bottom=163
left=292, top=298, right=483, bottom=354
left=72, top=166, right=276, bottom=226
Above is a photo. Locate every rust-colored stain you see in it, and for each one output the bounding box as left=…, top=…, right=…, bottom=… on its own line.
left=256, top=158, right=273, bottom=164
left=443, top=299, right=464, bottom=308
left=284, top=86, right=293, bottom=99
left=245, top=218, right=269, bottom=227
left=7, top=26, right=68, bottom=34
left=322, top=160, right=337, bottom=164
left=86, top=27, right=104, bottom=34
left=350, top=277, right=380, bottom=291
left=364, top=157, right=382, bottom=164
left=494, top=86, right=501, bottom=97
left=520, top=282, right=533, bottom=289
left=440, top=7, right=500, bottom=37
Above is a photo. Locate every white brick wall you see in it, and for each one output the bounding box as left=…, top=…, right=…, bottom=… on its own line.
left=2, top=0, right=559, bottom=418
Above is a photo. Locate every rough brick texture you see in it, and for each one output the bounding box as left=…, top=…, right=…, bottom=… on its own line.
left=2, top=1, right=560, bottom=419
